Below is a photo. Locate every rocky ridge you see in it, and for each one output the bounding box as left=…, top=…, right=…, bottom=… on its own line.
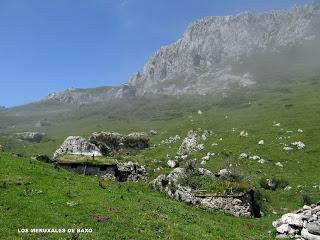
left=41, top=3, right=320, bottom=104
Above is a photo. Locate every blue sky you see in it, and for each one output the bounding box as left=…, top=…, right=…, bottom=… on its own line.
left=0, top=0, right=311, bottom=107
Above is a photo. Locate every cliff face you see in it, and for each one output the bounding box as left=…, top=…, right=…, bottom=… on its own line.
left=43, top=3, right=320, bottom=104
left=128, top=3, right=320, bottom=96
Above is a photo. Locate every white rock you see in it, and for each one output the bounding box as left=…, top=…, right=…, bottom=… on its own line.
left=167, top=160, right=177, bottom=168
left=249, top=155, right=260, bottom=161
left=276, top=224, right=291, bottom=234
left=258, top=140, right=265, bottom=145
left=273, top=121, right=281, bottom=127
left=298, top=129, right=304, bottom=133
left=283, top=146, right=293, bottom=151
left=275, top=162, right=284, bottom=168
left=280, top=213, right=304, bottom=227
left=301, top=228, right=320, bottom=240
left=258, top=159, right=266, bottom=164
left=53, top=136, right=102, bottom=159
left=197, top=110, right=202, bottom=115
left=240, top=130, right=249, bottom=137
left=292, top=141, right=305, bottom=150
left=239, top=153, right=248, bottom=159
left=200, top=160, right=206, bottom=165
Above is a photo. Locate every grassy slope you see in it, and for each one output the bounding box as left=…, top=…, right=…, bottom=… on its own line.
left=0, top=76, right=320, bottom=239
left=0, top=152, right=273, bottom=240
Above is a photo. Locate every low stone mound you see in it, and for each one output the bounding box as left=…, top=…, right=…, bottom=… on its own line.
left=151, top=167, right=258, bottom=217
left=89, top=131, right=149, bottom=155
left=272, top=203, right=320, bottom=239
left=16, top=132, right=46, bottom=143
left=53, top=136, right=102, bottom=159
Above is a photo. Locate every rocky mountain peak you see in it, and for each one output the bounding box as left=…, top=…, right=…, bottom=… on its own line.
left=126, top=2, right=320, bottom=96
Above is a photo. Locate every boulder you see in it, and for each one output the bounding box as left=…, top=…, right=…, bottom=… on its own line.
left=167, top=167, right=186, bottom=184
left=177, top=131, right=197, bottom=155
left=292, top=141, right=305, bottom=150
left=150, top=130, right=158, bottom=135
left=89, top=131, right=149, bottom=154
left=301, top=228, right=320, bottom=240
left=53, top=136, right=102, bottom=159
left=305, top=222, right=320, bottom=236
left=167, top=160, right=177, bottom=168
left=280, top=213, right=304, bottom=227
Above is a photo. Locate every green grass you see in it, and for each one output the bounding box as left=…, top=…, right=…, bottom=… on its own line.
left=0, top=75, right=320, bottom=239
left=0, top=152, right=275, bottom=240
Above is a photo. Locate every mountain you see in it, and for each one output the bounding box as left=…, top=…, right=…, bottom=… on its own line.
left=128, top=2, right=320, bottom=96
left=37, top=2, right=320, bottom=105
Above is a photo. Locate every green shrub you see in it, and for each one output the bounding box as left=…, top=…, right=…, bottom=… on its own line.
left=259, top=177, right=288, bottom=190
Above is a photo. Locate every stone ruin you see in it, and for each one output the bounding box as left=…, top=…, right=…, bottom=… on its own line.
left=57, top=161, right=146, bottom=182
left=272, top=203, right=320, bottom=239
left=151, top=167, right=260, bottom=217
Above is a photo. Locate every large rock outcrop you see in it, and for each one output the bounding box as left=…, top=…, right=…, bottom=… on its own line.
left=53, top=136, right=102, bottom=159
left=89, top=131, right=149, bottom=155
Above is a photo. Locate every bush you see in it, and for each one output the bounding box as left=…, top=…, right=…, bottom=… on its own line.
left=259, top=177, right=288, bottom=190
left=301, top=192, right=312, bottom=205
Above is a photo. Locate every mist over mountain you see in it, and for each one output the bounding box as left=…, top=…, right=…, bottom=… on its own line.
left=34, top=2, right=320, bottom=105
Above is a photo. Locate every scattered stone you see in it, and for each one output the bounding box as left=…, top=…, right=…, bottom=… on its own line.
left=240, top=131, right=249, bottom=137
left=197, top=110, right=203, bottom=115
left=167, top=160, right=177, bottom=168
left=197, top=168, right=215, bottom=177
left=150, top=130, right=158, bottom=135
left=273, top=121, right=281, bottom=127
left=249, top=155, right=261, bottom=161
left=258, top=159, right=267, bottom=164
left=298, top=129, right=304, bottom=133
left=276, top=162, right=284, bottom=168
left=160, top=135, right=181, bottom=145
left=16, top=132, right=46, bottom=143
left=283, top=146, right=293, bottom=151
left=292, top=141, right=305, bottom=150
left=258, top=140, right=265, bottom=145
left=201, top=129, right=213, bottom=141
left=284, top=186, right=293, bottom=191
left=177, top=132, right=197, bottom=155
left=195, top=144, right=204, bottom=151
left=239, top=153, right=248, bottom=160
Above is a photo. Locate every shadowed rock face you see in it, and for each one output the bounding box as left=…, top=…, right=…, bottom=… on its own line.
left=89, top=132, right=149, bottom=155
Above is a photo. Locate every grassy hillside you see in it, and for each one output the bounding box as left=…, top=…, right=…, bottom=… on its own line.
left=0, top=152, right=274, bottom=240
left=0, top=75, right=320, bottom=239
